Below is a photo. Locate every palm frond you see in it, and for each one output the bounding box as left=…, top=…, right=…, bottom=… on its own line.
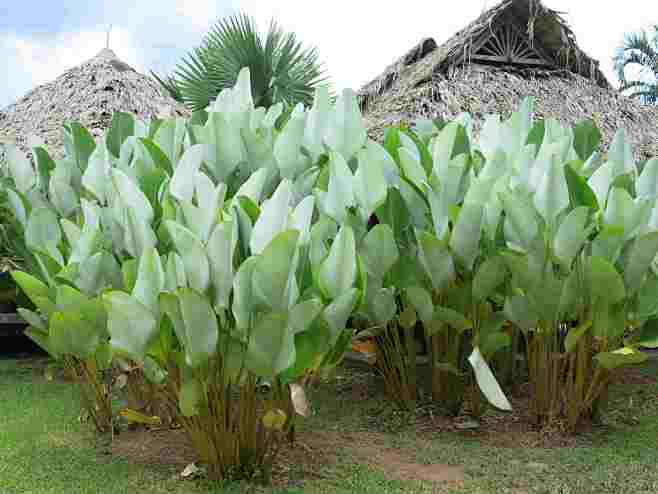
left=152, top=12, right=329, bottom=111
left=614, top=26, right=658, bottom=104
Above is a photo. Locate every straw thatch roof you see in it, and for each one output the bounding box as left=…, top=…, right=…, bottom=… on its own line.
left=0, top=48, right=189, bottom=160
left=359, top=0, right=658, bottom=160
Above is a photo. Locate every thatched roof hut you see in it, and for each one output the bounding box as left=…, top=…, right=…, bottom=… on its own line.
left=0, top=48, right=188, bottom=160
left=359, top=0, right=658, bottom=160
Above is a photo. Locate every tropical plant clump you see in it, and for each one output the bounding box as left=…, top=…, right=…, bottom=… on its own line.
left=2, top=64, right=658, bottom=485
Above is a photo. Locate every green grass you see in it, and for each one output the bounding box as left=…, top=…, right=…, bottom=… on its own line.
left=1, top=357, right=658, bottom=493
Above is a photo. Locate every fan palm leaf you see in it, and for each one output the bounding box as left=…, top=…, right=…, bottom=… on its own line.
left=614, top=26, right=658, bottom=104
left=152, top=13, right=328, bottom=111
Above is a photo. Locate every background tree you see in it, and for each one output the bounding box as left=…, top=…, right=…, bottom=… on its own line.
left=614, top=25, right=658, bottom=104
left=152, top=13, right=328, bottom=111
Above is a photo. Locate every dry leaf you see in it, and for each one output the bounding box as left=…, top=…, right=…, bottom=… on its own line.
left=290, top=383, right=312, bottom=417
left=181, top=462, right=200, bottom=478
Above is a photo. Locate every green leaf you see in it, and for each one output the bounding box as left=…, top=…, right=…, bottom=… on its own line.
left=247, top=312, right=295, bottom=378
left=450, top=202, right=483, bottom=271
left=638, top=318, right=658, bottom=348
left=166, top=221, right=210, bottom=294
left=590, top=256, right=626, bottom=304
left=318, top=225, right=357, bottom=300
left=132, top=248, right=165, bottom=314
left=143, top=356, right=168, bottom=384
left=64, top=122, right=96, bottom=171
left=33, top=147, right=56, bottom=192
left=368, top=287, right=397, bottom=326
left=252, top=230, right=300, bottom=311
left=25, top=327, right=56, bottom=357
left=232, top=257, right=258, bottom=333
left=104, top=292, right=157, bottom=361
left=564, top=164, right=599, bottom=210
left=139, top=138, right=174, bottom=176
left=289, top=299, right=324, bottom=334
left=472, top=257, right=506, bottom=303
left=553, top=206, right=590, bottom=267
left=596, top=348, right=647, bottom=370
left=431, top=306, right=472, bottom=333
left=480, top=332, right=511, bottom=359
left=250, top=179, right=293, bottom=255
left=169, top=144, right=206, bottom=202
left=17, top=308, right=46, bottom=330
left=624, top=232, right=658, bottom=294
left=6, top=144, right=36, bottom=193
left=417, top=231, right=455, bottom=293
left=25, top=207, right=63, bottom=265
left=161, top=289, right=219, bottom=368
left=573, top=120, right=602, bottom=162
left=405, top=286, right=434, bottom=324
left=504, top=295, right=538, bottom=331
left=564, top=320, right=592, bottom=352
left=360, top=225, right=399, bottom=282
left=107, top=112, right=135, bottom=159
left=207, top=222, right=235, bottom=311
left=322, top=288, right=359, bottom=344
left=354, top=145, right=389, bottom=217
left=49, top=311, right=101, bottom=359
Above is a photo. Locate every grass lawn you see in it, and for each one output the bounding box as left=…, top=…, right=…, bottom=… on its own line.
left=1, top=355, right=657, bottom=494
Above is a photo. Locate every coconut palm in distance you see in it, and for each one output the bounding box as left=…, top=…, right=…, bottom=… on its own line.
left=152, top=13, right=329, bottom=111
left=614, top=25, right=658, bottom=104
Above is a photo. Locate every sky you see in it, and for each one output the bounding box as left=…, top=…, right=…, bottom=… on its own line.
left=1, top=0, right=655, bottom=108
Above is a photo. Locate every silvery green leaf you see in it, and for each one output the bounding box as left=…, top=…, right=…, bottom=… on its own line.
left=207, top=221, right=234, bottom=311
left=77, top=252, right=122, bottom=296
left=608, top=128, right=635, bottom=176
left=637, top=158, right=658, bottom=199
left=5, top=189, right=28, bottom=228
left=69, top=227, right=103, bottom=266
left=504, top=295, right=538, bottom=330
left=104, top=291, right=157, bottom=361
left=292, top=166, right=321, bottom=205
left=232, top=257, right=258, bottom=333
left=553, top=207, right=590, bottom=267
left=252, top=230, right=300, bottom=311
left=417, top=231, right=455, bottom=292
left=132, top=247, right=165, bottom=315
left=500, top=190, right=538, bottom=251
left=124, top=209, right=157, bottom=258
left=154, top=117, right=186, bottom=166
left=533, top=158, right=569, bottom=228
left=60, top=219, right=82, bottom=247
left=196, top=178, right=226, bottom=243
left=318, top=225, right=357, bottom=300
left=322, top=287, right=359, bottom=344
left=587, top=161, right=615, bottom=208
left=450, top=202, right=483, bottom=271
left=405, top=286, right=434, bottom=324
left=169, top=144, right=206, bottom=202
left=110, top=168, right=153, bottom=225
left=289, top=298, right=324, bottom=334
left=472, top=257, right=507, bottom=303
left=26, top=207, right=63, bottom=265
left=49, top=178, right=78, bottom=218
left=250, top=179, right=293, bottom=255
left=289, top=196, right=315, bottom=245
left=432, top=122, right=461, bottom=176
left=6, top=144, right=36, bottom=193
left=354, top=148, right=388, bottom=219
left=309, top=217, right=338, bottom=274
left=399, top=147, right=426, bottom=190
left=160, top=289, right=218, bottom=369
left=166, top=221, right=210, bottom=294
left=246, top=312, right=294, bottom=378
left=360, top=140, right=400, bottom=188
left=275, top=106, right=308, bottom=179
left=205, top=112, right=245, bottom=183
left=316, top=151, right=354, bottom=223
left=369, top=287, right=397, bottom=326
left=624, top=232, right=658, bottom=295
left=303, top=85, right=331, bottom=161
left=468, top=347, right=512, bottom=411
left=324, top=88, right=366, bottom=160
left=164, top=253, right=187, bottom=292
left=232, top=167, right=268, bottom=206
left=81, top=199, right=101, bottom=230
left=263, top=102, right=284, bottom=128
left=360, top=224, right=399, bottom=282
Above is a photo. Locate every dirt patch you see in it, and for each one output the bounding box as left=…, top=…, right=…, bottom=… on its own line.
left=374, top=448, right=464, bottom=486
left=111, top=428, right=196, bottom=471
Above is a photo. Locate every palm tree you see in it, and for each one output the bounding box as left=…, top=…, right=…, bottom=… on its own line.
left=152, top=13, right=329, bottom=111
left=613, top=25, right=658, bottom=104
